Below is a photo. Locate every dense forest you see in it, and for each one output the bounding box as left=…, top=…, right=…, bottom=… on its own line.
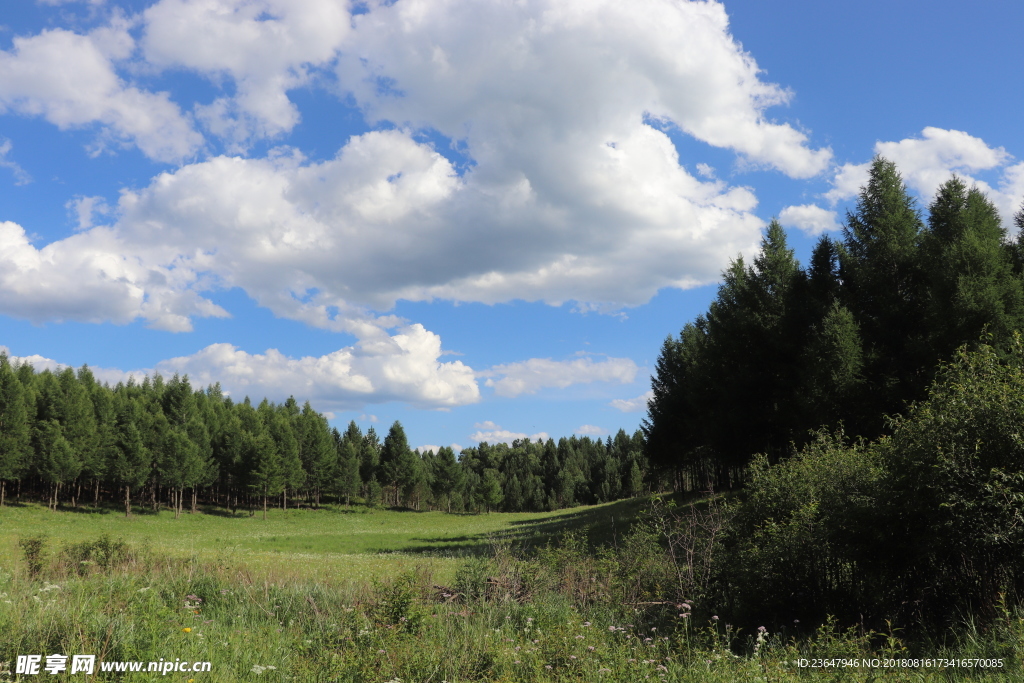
left=0, top=358, right=647, bottom=516
left=645, top=156, right=1024, bottom=491
left=637, top=157, right=1024, bottom=628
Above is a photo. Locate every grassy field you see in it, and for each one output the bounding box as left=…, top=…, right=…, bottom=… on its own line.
left=2, top=497, right=1022, bottom=681
left=0, top=497, right=649, bottom=585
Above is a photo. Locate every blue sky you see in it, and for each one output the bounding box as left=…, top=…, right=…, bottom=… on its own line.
left=2, top=0, right=1023, bottom=453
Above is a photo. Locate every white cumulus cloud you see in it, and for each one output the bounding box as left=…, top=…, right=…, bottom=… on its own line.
left=779, top=204, right=841, bottom=236
left=152, top=324, right=479, bottom=410
left=141, top=0, right=351, bottom=147
left=0, top=0, right=836, bottom=349
left=481, top=355, right=639, bottom=398
left=575, top=424, right=605, bottom=436
left=609, top=390, right=653, bottom=413
left=0, top=24, right=203, bottom=162
left=469, top=421, right=549, bottom=446
left=2, top=323, right=479, bottom=411
left=823, top=128, right=1024, bottom=225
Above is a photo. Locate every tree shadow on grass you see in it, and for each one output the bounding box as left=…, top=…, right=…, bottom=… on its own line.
left=396, top=496, right=659, bottom=556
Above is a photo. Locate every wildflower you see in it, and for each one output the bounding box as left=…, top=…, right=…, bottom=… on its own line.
left=651, top=627, right=657, bottom=632
left=570, top=656, right=577, bottom=660
left=599, top=668, right=611, bottom=673
left=681, top=603, right=691, bottom=611
left=378, top=650, right=386, bottom=655
left=608, top=626, right=616, bottom=632
left=182, top=628, right=192, bottom=633
left=583, top=621, right=591, bottom=627
left=644, top=637, right=652, bottom=643
left=545, top=665, right=553, bottom=670
left=526, top=617, right=533, bottom=623
left=794, top=619, right=800, bottom=624
left=587, top=646, right=595, bottom=651
left=575, top=635, right=584, bottom=640
left=656, top=665, right=668, bottom=672
left=711, top=616, right=719, bottom=621
left=514, top=660, right=521, bottom=664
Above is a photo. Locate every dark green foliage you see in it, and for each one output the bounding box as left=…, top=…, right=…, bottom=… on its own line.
left=879, top=337, right=1024, bottom=622
left=720, top=337, right=1024, bottom=629
left=0, top=353, right=31, bottom=504
left=0, top=356, right=643, bottom=516
left=721, top=431, right=884, bottom=625
left=646, top=157, right=1024, bottom=487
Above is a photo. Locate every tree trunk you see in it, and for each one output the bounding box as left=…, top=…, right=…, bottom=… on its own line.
left=125, top=485, right=132, bottom=517
left=191, top=489, right=197, bottom=514
left=0, top=480, right=5, bottom=508
left=283, top=488, right=287, bottom=511
left=263, top=492, right=268, bottom=520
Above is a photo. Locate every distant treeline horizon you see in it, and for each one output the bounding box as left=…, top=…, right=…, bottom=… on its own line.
left=0, top=356, right=647, bottom=516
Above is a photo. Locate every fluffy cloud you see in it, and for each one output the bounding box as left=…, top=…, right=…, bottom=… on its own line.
left=778, top=204, right=841, bottom=236
left=340, top=0, right=829, bottom=178
left=480, top=356, right=639, bottom=398
left=1, top=0, right=834, bottom=335
left=824, top=128, right=1024, bottom=224
left=2, top=324, right=479, bottom=410
left=575, top=424, right=605, bottom=436
left=0, top=24, right=202, bottom=162
left=469, top=421, right=549, bottom=446
left=153, top=324, right=479, bottom=410
left=0, top=347, right=131, bottom=387
left=0, top=220, right=227, bottom=331
left=141, top=0, right=351, bottom=146
left=609, top=390, right=653, bottom=413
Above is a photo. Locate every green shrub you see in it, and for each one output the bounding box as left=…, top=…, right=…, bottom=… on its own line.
left=720, top=430, right=884, bottom=626
left=18, top=535, right=47, bottom=579
left=371, top=572, right=424, bottom=633
left=880, top=337, right=1024, bottom=623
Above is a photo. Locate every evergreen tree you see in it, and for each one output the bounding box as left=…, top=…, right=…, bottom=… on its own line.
left=299, top=403, right=336, bottom=508
left=479, top=468, right=504, bottom=513
left=107, top=394, right=151, bottom=516
left=839, top=156, right=927, bottom=430
left=0, top=353, right=30, bottom=506
left=430, top=448, right=466, bottom=511
left=380, top=421, right=416, bottom=507
left=35, top=419, right=81, bottom=510
left=922, top=177, right=1024, bottom=360
left=334, top=438, right=362, bottom=506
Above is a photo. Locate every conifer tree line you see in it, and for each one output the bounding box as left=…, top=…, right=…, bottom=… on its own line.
left=645, top=156, right=1024, bottom=490
left=0, top=358, right=647, bottom=515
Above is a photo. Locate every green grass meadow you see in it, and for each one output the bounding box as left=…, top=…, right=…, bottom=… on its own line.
left=0, top=498, right=647, bottom=585
left=2, top=498, right=1023, bottom=682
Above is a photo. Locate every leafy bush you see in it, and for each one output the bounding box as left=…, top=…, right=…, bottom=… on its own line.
left=61, top=534, right=133, bottom=575
left=18, top=535, right=48, bottom=579
left=879, top=337, right=1024, bottom=623
left=719, top=430, right=885, bottom=626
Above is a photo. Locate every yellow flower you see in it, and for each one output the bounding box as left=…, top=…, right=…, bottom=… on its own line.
left=182, top=627, right=192, bottom=633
